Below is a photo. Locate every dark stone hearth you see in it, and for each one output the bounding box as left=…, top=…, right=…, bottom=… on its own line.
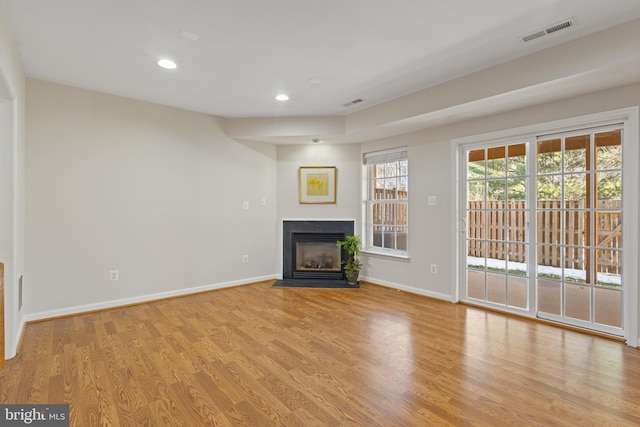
left=282, top=220, right=354, bottom=281
left=272, top=279, right=359, bottom=288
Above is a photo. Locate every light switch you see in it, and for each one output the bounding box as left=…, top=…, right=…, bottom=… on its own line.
left=428, top=196, right=437, bottom=206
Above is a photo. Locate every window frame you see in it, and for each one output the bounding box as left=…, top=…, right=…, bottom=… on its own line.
left=363, top=147, right=409, bottom=258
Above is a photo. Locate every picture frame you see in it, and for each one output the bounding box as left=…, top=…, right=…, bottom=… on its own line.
left=299, top=166, right=337, bottom=204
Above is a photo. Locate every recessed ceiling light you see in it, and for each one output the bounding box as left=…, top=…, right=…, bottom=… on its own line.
left=275, top=94, right=289, bottom=101
left=157, top=59, right=177, bottom=69
left=311, top=138, right=322, bottom=144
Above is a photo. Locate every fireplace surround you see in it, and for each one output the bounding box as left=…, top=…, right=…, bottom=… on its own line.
left=282, top=220, right=355, bottom=281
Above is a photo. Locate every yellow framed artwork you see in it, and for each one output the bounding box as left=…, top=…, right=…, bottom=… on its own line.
left=299, top=166, right=337, bottom=204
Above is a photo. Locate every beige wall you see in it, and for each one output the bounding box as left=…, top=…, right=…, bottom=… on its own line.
left=21, top=72, right=640, bottom=342
left=275, top=143, right=362, bottom=277
left=358, top=83, right=640, bottom=337
left=25, top=79, right=278, bottom=317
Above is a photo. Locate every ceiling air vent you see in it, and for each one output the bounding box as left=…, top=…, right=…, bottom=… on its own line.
left=522, top=30, right=546, bottom=43
left=520, top=17, right=575, bottom=43
left=342, top=98, right=365, bottom=108
left=545, top=20, right=573, bottom=34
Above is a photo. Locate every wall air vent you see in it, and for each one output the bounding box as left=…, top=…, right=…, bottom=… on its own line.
left=520, top=17, right=575, bottom=43
left=342, top=98, right=364, bottom=107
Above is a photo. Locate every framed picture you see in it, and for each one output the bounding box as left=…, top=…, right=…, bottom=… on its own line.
left=299, top=166, right=337, bottom=204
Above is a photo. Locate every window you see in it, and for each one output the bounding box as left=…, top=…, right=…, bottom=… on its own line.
left=364, top=147, right=408, bottom=256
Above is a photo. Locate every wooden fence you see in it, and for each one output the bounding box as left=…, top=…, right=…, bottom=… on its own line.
left=372, top=189, right=408, bottom=250
left=372, top=189, right=408, bottom=226
left=468, top=200, right=621, bottom=274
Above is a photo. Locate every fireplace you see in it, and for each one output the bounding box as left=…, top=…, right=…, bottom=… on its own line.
left=283, top=220, right=355, bottom=280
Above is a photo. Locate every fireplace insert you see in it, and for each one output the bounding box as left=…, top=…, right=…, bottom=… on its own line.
left=293, top=233, right=344, bottom=279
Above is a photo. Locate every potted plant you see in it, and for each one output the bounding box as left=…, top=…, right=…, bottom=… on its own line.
left=336, top=235, right=362, bottom=285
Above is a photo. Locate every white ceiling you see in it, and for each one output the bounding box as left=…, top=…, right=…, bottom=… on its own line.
left=3, top=0, right=640, bottom=143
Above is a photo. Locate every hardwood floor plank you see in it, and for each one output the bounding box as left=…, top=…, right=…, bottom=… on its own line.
left=256, top=371, right=339, bottom=423
left=170, top=372, right=235, bottom=426
left=193, top=370, right=237, bottom=416
left=2, top=280, right=640, bottom=426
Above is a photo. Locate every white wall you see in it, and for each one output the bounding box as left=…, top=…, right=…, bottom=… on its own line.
left=0, top=3, right=26, bottom=359
left=275, top=143, right=362, bottom=277
left=25, top=79, right=278, bottom=318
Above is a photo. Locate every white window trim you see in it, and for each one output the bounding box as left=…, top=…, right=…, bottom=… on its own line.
left=361, top=248, right=411, bottom=261
left=363, top=146, right=409, bottom=258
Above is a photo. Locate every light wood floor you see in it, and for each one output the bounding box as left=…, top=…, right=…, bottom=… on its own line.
left=1, top=281, right=639, bottom=426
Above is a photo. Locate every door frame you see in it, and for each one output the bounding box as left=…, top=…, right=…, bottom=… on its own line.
left=0, top=68, right=18, bottom=362
left=452, top=107, right=639, bottom=347
left=0, top=263, right=4, bottom=366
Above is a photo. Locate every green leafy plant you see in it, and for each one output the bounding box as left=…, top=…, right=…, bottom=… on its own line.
left=336, top=235, right=362, bottom=272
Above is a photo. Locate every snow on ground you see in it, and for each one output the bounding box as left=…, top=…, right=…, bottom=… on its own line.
left=467, top=256, right=621, bottom=285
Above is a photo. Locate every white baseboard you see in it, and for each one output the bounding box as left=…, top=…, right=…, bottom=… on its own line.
left=23, top=275, right=277, bottom=323
left=360, top=275, right=452, bottom=302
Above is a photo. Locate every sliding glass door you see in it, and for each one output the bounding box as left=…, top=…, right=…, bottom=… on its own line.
left=460, top=123, right=626, bottom=337
left=536, top=126, right=623, bottom=335
left=465, top=143, right=531, bottom=312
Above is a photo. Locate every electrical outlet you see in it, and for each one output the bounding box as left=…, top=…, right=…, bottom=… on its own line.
left=242, top=255, right=249, bottom=264
left=109, top=270, right=120, bottom=281
left=430, top=264, right=437, bottom=274
left=428, top=196, right=437, bottom=206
